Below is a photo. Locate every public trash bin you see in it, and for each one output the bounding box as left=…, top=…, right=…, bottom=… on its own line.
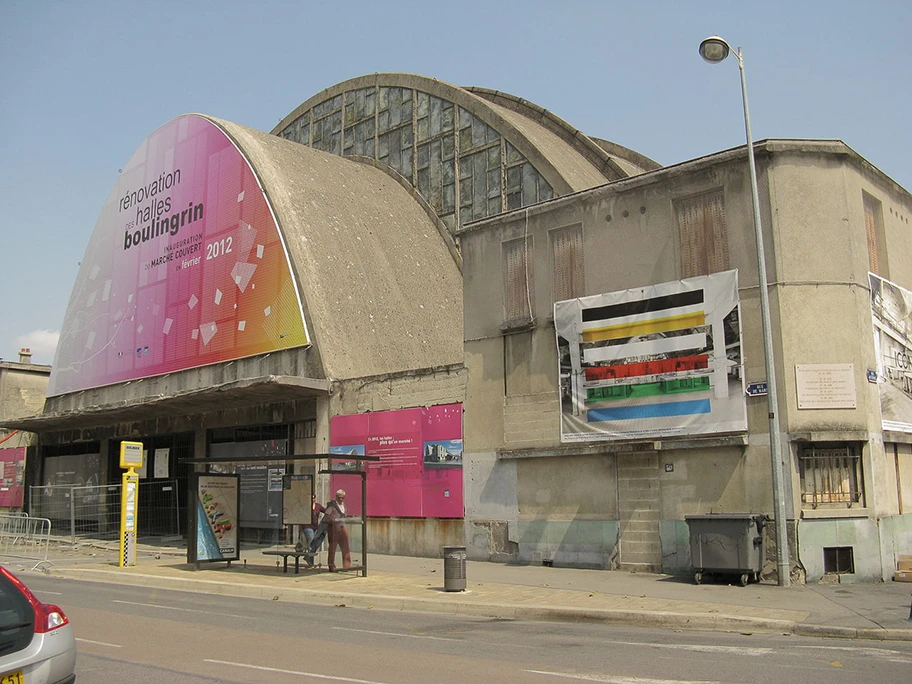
left=685, top=513, right=766, bottom=586
left=443, top=545, right=467, bottom=592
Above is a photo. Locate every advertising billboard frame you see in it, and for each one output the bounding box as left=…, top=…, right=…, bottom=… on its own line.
left=188, top=472, right=240, bottom=565
left=329, top=404, right=464, bottom=519
left=554, top=270, right=746, bottom=443
left=870, top=272, right=912, bottom=433
left=49, top=114, right=310, bottom=397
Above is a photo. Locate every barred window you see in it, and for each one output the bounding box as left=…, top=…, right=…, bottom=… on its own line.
left=799, top=443, right=864, bottom=508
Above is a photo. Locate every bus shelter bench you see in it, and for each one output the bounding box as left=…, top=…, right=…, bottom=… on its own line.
left=262, top=549, right=315, bottom=574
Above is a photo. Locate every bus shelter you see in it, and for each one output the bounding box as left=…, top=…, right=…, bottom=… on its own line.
left=182, top=454, right=379, bottom=576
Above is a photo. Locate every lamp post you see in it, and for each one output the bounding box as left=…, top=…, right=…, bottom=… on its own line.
left=698, top=36, right=791, bottom=587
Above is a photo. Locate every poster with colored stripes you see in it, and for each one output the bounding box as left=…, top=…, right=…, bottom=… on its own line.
left=554, top=270, right=746, bottom=442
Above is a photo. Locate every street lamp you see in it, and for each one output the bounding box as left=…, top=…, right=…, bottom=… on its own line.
left=698, top=36, right=791, bottom=587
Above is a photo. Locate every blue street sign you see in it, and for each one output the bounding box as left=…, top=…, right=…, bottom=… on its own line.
left=745, top=382, right=768, bottom=397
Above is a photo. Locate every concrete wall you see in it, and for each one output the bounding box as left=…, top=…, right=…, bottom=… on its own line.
left=316, top=366, right=467, bottom=559
left=798, top=517, right=884, bottom=583
left=0, top=361, right=50, bottom=422
left=458, top=141, right=912, bottom=578
left=880, top=513, right=912, bottom=579
left=894, top=442, right=912, bottom=513
left=365, top=518, right=464, bottom=557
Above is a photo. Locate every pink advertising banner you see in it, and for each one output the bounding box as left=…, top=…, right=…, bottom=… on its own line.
left=330, top=404, right=463, bottom=518
left=49, top=115, right=308, bottom=396
left=0, top=447, right=26, bottom=509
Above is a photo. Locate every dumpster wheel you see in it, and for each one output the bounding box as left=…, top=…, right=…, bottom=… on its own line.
left=739, top=573, right=749, bottom=587
left=694, top=572, right=702, bottom=585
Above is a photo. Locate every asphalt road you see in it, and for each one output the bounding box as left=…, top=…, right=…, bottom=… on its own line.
left=23, top=574, right=912, bottom=684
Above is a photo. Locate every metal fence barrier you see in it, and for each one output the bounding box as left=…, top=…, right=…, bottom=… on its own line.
left=0, top=514, right=52, bottom=570
left=29, top=480, right=181, bottom=545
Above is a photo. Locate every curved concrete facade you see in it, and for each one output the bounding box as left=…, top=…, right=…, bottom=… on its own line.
left=215, top=117, right=463, bottom=381
left=35, top=114, right=462, bottom=424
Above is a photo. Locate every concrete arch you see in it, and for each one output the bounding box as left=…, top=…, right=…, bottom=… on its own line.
left=272, top=74, right=660, bottom=231
left=214, top=116, right=464, bottom=382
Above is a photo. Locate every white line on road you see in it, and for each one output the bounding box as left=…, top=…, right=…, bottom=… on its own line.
left=332, top=626, right=461, bottom=641
left=111, top=599, right=247, bottom=619
left=525, top=672, right=720, bottom=684
left=76, top=638, right=123, bottom=648
left=792, top=645, right=912, bottom=663
left=204, top=659, right=395, bottom=683
left=606, top=641, right=773, bottom=656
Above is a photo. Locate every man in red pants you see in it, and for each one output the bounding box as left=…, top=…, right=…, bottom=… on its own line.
left=326, top=489, right=351, bottom=571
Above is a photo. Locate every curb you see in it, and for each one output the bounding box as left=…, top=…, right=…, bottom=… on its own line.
left=793, top=623, right=912, bottom=642
left=48, top=565, right=912, bottom=641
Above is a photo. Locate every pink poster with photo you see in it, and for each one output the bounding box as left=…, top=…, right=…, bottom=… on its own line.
left=0, top=447, right=26, bottom=508
left=330, top=404, right=463, bottom=518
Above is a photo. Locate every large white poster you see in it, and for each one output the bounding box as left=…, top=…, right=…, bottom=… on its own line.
left=555, top=270, right=746, bottom=442
left=870, top=273, right=912, bottom=433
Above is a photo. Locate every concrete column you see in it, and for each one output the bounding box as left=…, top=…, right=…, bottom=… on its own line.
left=314, top=395, right=332, bottom=504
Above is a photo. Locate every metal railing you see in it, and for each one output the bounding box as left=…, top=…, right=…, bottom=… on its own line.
left=0, top=514, right=52, bottom=570
left=799, top=447, right=863, bottom=508
left=29, top=480, right=181, bottom=545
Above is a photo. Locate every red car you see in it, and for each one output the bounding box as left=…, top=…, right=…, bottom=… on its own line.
left=0, top=565, right=76, bottom=684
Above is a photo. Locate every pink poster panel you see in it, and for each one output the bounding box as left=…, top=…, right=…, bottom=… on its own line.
left=49, top=115, right=309, bottom=396
left=0, top=447, right=26, bottom=508
left=330, top=404, right=463, bottom=518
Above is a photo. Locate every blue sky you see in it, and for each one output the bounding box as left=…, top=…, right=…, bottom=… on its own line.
left=1, top=0, right=909, bottom=364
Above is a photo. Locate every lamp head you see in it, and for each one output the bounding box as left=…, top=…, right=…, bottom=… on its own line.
left=699, top=36, right=731, bottom=64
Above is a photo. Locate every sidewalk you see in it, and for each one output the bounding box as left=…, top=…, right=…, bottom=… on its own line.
left=11, top=540, right=912, bottom=642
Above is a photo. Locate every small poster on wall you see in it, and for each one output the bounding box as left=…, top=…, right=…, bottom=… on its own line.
left=154, top=448, right=170, bottom=478
left=137, top=451, right=149, bottom=479
left=0, top=447, right=25, bottom=508
left=188, top=473, right=240, bottom=564
left=282, top=474, right=313, bottom=527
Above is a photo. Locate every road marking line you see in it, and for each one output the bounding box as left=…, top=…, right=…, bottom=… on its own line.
left=76, top=638, right=122, bottom=648
left=111, top=599, right=247, bottom=619
left=204, top=659, right=393, bottom=683
left=332, top=626, right=460, bottom=641
left=607, top=641, right=773, bottom=656
left=525, top=671, right=720, bottom=684
left=792, top=645, right=912, bottom=663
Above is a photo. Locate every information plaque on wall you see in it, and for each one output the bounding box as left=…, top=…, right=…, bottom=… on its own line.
left=795, top=363, right=857, bottom=409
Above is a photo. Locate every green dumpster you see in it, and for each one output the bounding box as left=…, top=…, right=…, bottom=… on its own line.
left=685, top=513, right=766, bottom=586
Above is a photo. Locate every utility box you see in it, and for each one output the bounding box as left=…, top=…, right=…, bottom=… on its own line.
left=443, top=545, right=466, bottom=591
left=685, top=513, right=766, bottom=586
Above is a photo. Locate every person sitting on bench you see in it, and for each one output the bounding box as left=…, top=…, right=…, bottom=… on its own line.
left=296, top=494, right=325, bottom=566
